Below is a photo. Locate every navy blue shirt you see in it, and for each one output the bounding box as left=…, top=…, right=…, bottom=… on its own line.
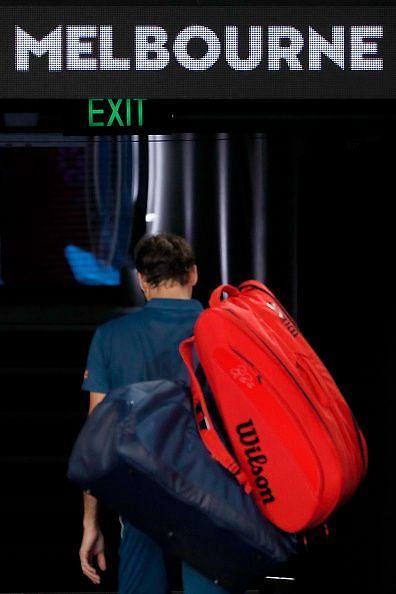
left=82, top=298, right=203, bottom=393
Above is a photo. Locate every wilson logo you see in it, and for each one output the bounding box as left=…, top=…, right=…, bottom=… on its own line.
left=236, top=419, right=275, bottom=505
left=281, top=316, right=299, bottom=337
left=266, top=300, right=299, bottom=337
left=266, top=301, right=284, bottom=318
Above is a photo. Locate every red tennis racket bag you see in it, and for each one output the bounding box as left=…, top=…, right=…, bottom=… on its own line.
left=179, top=280, right=368, bottom=533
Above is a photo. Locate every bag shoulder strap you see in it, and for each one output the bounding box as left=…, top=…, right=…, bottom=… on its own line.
left=179, top=337, right=252, bottom=494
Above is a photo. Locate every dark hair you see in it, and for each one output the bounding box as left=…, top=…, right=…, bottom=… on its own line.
left=134, top=233, right=195, bottom=287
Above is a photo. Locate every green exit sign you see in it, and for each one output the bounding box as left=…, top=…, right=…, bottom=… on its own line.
left=88, top=98, right=145, bottom=127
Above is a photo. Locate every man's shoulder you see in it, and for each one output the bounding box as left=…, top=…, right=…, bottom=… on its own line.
left=96, top=308, right=146, bottom=338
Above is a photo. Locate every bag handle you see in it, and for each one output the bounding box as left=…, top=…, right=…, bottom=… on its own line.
left=239, top=279, right=275, bottom=299
left=179, top=337, right=252, bottom=494
left=209, top=280, right=276, bottom=308
left=209, top=284, right=240, bottom=308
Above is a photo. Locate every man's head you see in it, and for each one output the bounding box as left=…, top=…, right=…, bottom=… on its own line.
left=134, top=233, right=198, bottom=300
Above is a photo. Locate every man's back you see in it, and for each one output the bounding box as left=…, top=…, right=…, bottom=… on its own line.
left=82, top=298, right=203, bottom=393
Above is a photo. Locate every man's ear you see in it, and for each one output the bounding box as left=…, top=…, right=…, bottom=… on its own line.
left=137, top=272, right=148, bottom=293
left=190, top=265, right=198, bottom=287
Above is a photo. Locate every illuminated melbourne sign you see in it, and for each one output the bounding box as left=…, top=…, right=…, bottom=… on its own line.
left=0, top=7, right=394, bottom=98
left=15, top=25, right=383, bottom=73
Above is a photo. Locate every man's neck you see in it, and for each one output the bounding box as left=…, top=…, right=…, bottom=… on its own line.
left=146, top=284, right=192, bottom=301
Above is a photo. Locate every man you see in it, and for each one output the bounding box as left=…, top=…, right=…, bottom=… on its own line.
left=79, top=233, right=235, bottom=594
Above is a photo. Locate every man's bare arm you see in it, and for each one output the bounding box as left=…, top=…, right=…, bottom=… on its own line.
left=88, top=391, right=106, bottom=414
left=79, top=392, right=106, bottom=585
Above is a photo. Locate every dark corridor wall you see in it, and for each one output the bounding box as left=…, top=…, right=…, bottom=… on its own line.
left=295, top=132, right=395, bottom=594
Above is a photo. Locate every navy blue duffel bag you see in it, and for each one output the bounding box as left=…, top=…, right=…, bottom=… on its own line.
left=68, top=380, right=297, bottom=589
